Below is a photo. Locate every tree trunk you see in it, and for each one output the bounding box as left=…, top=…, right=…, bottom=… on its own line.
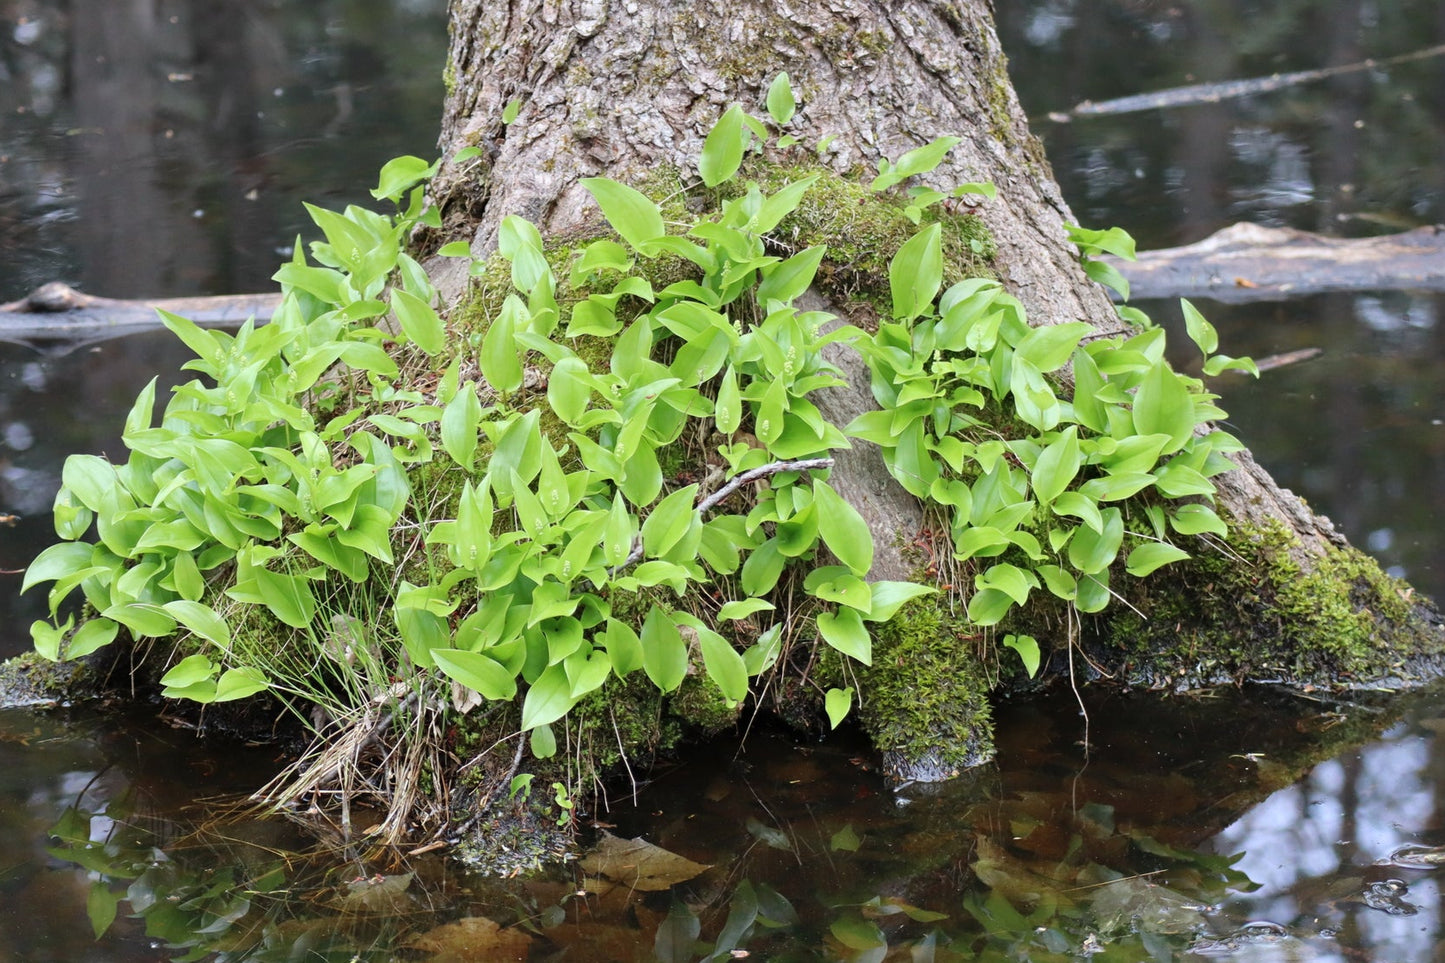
left=423, top=0, right=1445, bottom=780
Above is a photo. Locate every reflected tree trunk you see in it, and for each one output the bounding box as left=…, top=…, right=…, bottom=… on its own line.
left=70, top=0, right=178, bottom=298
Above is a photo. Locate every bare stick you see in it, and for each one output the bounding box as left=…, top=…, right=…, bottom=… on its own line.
left=611, top=457, right=834, bottom=573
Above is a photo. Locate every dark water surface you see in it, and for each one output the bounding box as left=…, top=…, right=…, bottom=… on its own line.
left=2, top=1, right=1445, bottom=960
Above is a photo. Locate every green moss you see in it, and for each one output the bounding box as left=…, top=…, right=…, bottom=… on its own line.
left=1103, top=519, right=1445, bottom=689
left=0, top=649, right=101, bottom=707
left=726, top=158, right=997, bottom=303
left=857, top=595, right=994, bottom=782
left=668, top=673, right=741, bottom=735
left=568, top=673, right=678, bottom=781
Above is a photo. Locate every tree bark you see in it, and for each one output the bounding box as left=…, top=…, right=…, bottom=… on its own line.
left=423, top=0, right=1445, bottom=777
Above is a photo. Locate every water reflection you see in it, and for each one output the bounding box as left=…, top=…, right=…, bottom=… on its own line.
left=996, top=1, right=1445, bottom=247
left=0, top=0, right=448, bottom=302
left=1148, top=289, right=1445, bottom=601
left=15, top=687, right=1445, bottom=960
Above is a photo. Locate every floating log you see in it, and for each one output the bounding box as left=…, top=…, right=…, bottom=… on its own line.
left=1113, top=222, right=1445, bottom=303
left=0, top=282, right=281, bottom=352
left=3, top=222, right=1440, bottom=355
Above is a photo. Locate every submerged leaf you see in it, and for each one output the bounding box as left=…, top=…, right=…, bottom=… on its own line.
left=403, top=915, right=530, bottom=963
left=579, top=832, right=711, bottom=891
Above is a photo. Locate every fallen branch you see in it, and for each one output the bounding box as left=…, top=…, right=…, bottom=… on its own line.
left=1048, top=42, right=1445, bottom=122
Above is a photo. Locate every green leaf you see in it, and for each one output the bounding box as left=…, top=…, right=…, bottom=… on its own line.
left=253, top=569, right=316, bottom=629
left=871, top=136, right=960, bottom=191
left=441, top=382, right=484, bottom=470
left=547, top=356, right=594, bottom=426
left=756, top=245, right=825, bottom=305
left=160, top=653, right=215, bottom=689
left=699, top=104, right=746, bottom=187
left=1132, top=361, right=1197, bottom=454
left=214, top=667, right=270, bottom=702
left=714, top=365, right=742, bottom=435
left=1051, top=491, right=1103, bottom=533
left=499, top=214, right=550, bottom=293
left=31, top=618, right=73, bottom=661
left=753, top=174, right=819, bottom=233
left=1170, top=504, right=1228, bottom=537
left=521, top=663, right=576, bottom=730
left=1015, top=322, right=1091, bottom=373
left=766, top=72, right=796, bottom=125
left=641, top=485, right=699, bottom=559
left=717, top=598, right=775, bottom=621
left=1030, top=426, right=1080, bottom=506
left=602, top=619, right=644, bottom=677
left=390, top=288, right=445, bottom=355
left=502, top=98, right=522, bottom=124
left=1154, top=461, right=1216, bottom=498
left=1125, top=542, right=1191, bottom=577
left=966, top=588, right=1015, bottom=625
left=1203, top=353, right=1261, bottom=377
left=570, top=239, right=633, bottom=283
left=1003, top=634, right=1041, bottom=677
left=1068, top=506, right=1124, bottom=575
left=1065, top=223, right=1137, bottom=260
left=805, top=568, right=873, bottom=611
left=530, top=723, right=556, bottom=758
left=1181, top=298, right=1218, bottom=355
left=890, top=222, right=943, bottom=321
left=61, top=454, right=120, bottom=514
left=640, top=605, right=687, bottom=692
left=603, top=491, right=635, bottom=568
left=865, top=581, right=935, bottom=622
left=581, top=177, right=666, bottom=251
left=434, top=648, right=519, bottom=701
left=1079, top=471, right=1157, bottom=502
left=162, top=600, right=232, bottom=649
left=66, top=618, right=119, bottom=659
left=812, top=480, right=873, bottom=576
left=86, top=882, right=120, bottom=940
left=22, top=542, right=95, bottom=595
left=698, top=629, right=748, bottom=702
left=825, top=686, right=853, bottom=729
left=371, top=155, right=436, bottom=202
left=976, top=562, right=1039, bottom=607
left=830, top=915, right=886, bottom=952
left=1036, top=564, right=1078, bottom=600
left=1076, top=571, right=1112, bottom=613
left=816, top=607, right=871, bottom=665
left=740, top=538, right=786, bottom=596
left=104, top=602, right=177, bottom=638
left=481, top=295, right=526, bottom=394
left=1083, top=258, right=1130, bottom=300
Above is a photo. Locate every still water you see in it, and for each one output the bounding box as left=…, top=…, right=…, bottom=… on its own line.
left=1, top=1, right=1444, bottom=960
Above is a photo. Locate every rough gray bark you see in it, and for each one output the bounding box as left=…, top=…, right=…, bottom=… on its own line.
left=427, top=0, right=1345, bottom=572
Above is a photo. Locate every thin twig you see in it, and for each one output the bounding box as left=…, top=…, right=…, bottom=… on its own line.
left=611, top=457, right=834, bottom=573
left=445, top=734, right=526, bottom=844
